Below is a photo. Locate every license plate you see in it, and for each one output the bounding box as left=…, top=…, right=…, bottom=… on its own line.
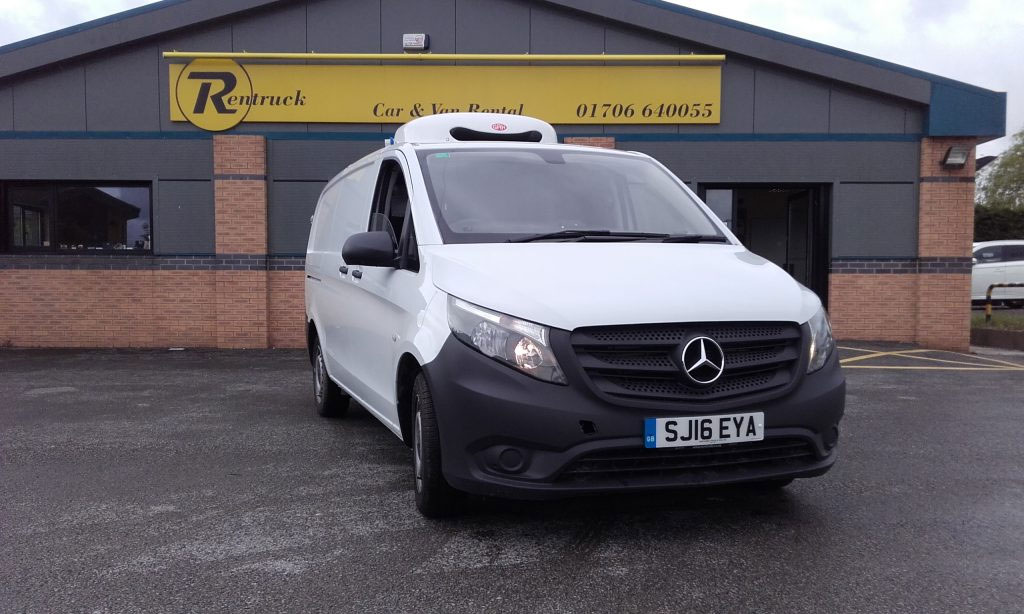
left=644, top=412, right=764, bottom=449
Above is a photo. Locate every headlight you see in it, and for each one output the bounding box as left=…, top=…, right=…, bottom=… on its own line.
left=447, top=296, right=567, bottom=384
left=807, top=305, right=835, bottom=373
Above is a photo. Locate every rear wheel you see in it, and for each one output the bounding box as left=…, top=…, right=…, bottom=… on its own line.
left=412, top=373, right=461, bottom=517
left=312, top=338, right=349, bottom=418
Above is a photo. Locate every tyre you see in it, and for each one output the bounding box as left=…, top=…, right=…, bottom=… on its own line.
left=312, top=338, right=349, bottom=418
left=412, top=372, right=461, bottom=517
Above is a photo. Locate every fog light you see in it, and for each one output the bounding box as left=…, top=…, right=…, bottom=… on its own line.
left=497, top=447, right=525, bottom=473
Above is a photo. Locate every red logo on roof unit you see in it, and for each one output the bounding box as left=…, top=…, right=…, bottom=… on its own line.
left=491, top=123, right=508, bottom=132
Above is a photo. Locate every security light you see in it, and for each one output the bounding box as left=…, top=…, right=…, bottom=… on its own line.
left=941, top=145, right=970, bottom=169
left=402, top=33, right=429, bottom=52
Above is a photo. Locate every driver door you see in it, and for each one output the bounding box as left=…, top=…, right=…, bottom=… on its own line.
left=342, top=155, right=422, bottom=430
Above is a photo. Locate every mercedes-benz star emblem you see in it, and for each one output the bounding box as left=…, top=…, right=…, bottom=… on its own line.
left=681, top=336, right=726, bottom=385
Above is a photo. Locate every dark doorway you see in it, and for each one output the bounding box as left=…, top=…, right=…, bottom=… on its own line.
left=700, top=184, right=831, bottom=305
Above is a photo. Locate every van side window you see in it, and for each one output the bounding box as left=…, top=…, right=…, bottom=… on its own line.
left=370, top=160, right=409, bottom=241
left=974, top=246, right=1004, bottom=263
left=1005, top=245, right=1024, bottom=262
left=328, top=161, right=376, bottom=253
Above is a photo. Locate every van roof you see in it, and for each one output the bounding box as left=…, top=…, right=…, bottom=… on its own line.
left=393, top=113, right=558, bottom=145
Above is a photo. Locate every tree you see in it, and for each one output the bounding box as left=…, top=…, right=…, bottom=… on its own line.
left=978, top=128, right=1024, bottom=210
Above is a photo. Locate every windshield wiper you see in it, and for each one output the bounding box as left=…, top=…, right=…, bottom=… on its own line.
left=509, top=230, right=670, bottom=243
left=661, top=234, right=729, bottom=243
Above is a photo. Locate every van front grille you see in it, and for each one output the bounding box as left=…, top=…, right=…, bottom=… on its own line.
left=556, top=438, right=817, bottom=484
left=569, top=322, right=803, bottom=403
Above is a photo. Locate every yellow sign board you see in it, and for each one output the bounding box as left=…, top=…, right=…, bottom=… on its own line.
left=170, top=59, right=721, bottom=131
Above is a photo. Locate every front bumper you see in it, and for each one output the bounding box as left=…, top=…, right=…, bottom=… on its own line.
left=423, top=336, right=845, bottom=500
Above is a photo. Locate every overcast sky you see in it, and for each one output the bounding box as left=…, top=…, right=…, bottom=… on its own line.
left=1, top=0, right=1020, bottom=155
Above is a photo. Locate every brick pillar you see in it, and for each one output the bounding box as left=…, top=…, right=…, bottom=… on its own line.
left=915, top=137, right=976, bottom=351
left=213, top=134, right=269, bottom=349
left=564, top=136, right=616, bottom=149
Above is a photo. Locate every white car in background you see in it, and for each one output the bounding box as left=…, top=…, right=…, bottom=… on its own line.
left=972, top=240, right=1024, bottom=306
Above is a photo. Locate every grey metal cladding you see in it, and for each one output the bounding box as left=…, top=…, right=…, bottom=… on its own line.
left=543, top=0, right=932, bottom=103
left=904, top=107, right=924, bottom=134
left=381, top=0, right=456, bottom=54
left=306, top=0, right=386, bottom=132
left=621, top=141, right=919, bottom=184
left=307, top=0, right=381, bottom=53
left=530, top=5, right=604, bottom=53
left=225, top=3, right=310, bottom=134
left=269, top=140, right=380, bottom=181
left=12, top=65, right=86, bottom=130
left=154, top=180, right=215, bottom=255
left=0, top=87, right=11, bottom=130
left=456, top=0, right=530, bottom=53
left=0, top=139, right=211, bottom=180
left=159, top=25, right=232, bottom=133
left=0, top=0, right=282, bottom=80
left=233, top=2, right=307, bottom=52
left=672, top=58, right=755, bottom=134
left=86, top=44, right=160, bottom=131
left=753, top=69, right=829, bottom=133
left=269, top=181, right=325, bottom=255
left=832, top=183, right=917, bottom=257
left=829, top=86, right=906, bottom=134
left=603, top=25, right=678, bottom=54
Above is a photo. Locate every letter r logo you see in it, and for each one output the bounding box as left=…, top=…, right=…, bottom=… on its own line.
left=174, top=59, right=253, bottom=131
left=188, top=72, right=238, bottom=114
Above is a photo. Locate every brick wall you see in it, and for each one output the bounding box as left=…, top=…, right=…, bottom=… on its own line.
left=268, top=271, right=305, bottom=349
left=564, top=136, right=616, bottom=149
left=829, top=274, right=918, bottom=342
left=0, top=270, right=217, bottom=348
left=827, top=137, right=976, bottom=351
left=212, top=135, right=275, bottom=349
left=0, top=134, right=309, bottom=350
left=916, top=137, right=976, bottom=351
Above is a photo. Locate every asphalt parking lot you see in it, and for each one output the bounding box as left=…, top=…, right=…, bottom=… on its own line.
left=2, top=346, right=1023, bottom=613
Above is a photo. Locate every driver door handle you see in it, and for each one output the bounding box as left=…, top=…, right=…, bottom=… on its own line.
left=352, top=270, right=363, bottom=279
left=339, top=265, right=348, bottom=275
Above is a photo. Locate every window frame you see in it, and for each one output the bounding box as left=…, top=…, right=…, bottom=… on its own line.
left=1, top=180, right=153, bottom=255
left=414, top=146, right=724, bottom=245
left=974, top=245, right=1004, bottom=264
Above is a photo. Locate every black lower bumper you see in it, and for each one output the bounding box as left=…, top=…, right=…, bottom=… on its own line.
left=423, top=337, right=845, bottom=500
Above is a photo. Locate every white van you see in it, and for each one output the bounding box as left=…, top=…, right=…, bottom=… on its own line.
left=305, top=114, right=845, bottom=516
left=972, top=240, right=1024, bottom=306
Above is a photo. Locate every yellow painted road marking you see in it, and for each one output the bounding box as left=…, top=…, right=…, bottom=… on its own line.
left=877, top=352, right=1018, bottom=368
left=843, top=365, right=1024, bottom=371
left=837, top=346, right=1024, bottom=371
left=958, top=354, right=1024, bottom=369
left=839, top=349, right=930, bottom=364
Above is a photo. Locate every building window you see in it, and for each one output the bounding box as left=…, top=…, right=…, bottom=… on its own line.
left=2, top=182, right=152, bottom=253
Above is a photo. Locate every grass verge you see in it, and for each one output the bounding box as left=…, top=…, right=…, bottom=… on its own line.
left=971, top=313, right=1024, bottom=331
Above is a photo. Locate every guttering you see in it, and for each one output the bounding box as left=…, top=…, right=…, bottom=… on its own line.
left=161, top=52, right=726, bottom=63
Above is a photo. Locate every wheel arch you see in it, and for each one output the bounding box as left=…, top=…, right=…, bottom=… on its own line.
left=306, top=319, right=319, bottom=365
left=395, top=352, right=423, bottom=447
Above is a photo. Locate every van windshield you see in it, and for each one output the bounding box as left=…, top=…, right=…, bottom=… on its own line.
left=416, top=148, right=726, bottom=244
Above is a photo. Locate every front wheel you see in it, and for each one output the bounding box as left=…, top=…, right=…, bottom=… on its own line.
left=412, top=373, right=461, bottom=517
left=312, top=338, right=349, bottom=418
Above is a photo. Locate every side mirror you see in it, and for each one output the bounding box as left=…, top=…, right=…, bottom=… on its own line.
left=972, top=257, right=978, bottom=265
left=342, top=231, right=396, bottom=267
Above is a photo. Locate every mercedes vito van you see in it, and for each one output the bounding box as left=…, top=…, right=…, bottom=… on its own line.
left=305, top=114, right=845, bottom=516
